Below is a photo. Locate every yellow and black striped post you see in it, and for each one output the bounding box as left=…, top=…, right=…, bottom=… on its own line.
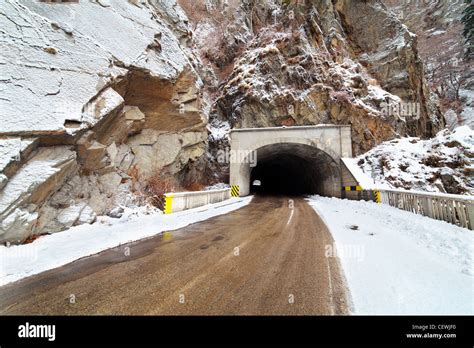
left=163, top=194, right=173, bottom=214
left=231, top=185, right=240, bottom=197
left=374, top=190, right=381, bottom=203
left=344, top=186, right=362, bottom=192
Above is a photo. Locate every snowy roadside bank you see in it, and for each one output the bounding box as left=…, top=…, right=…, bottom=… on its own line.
left=307, top=196, right=473, bottom=315
left=0, top=196, right=253, bottom=286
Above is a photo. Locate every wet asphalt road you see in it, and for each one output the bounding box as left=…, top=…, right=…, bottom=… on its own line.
left=0, top=196, right=350, bottom=315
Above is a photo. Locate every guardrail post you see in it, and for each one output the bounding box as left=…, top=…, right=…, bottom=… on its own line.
left=456, top=202, right=468, bottom=229
left=466, top=203, right=474, bottom=230
left=421, top=197, right=433, bottom=218
left=374, top=190, right=381, bottom=203
left=164, top=194, right=173, bottom=214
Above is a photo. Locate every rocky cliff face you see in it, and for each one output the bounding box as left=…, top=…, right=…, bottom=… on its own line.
left=203, top=0, right=443, bottom=160
left=384, top=0, right=472, bottom=128
left=0, top=0, right=208, bottom=243
left=0, top=0, right=445, bottom=243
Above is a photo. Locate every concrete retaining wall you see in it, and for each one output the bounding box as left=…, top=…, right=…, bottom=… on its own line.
left=340, top=161, right=362, bottom=200
left=163, top=188, right=231, bottom=214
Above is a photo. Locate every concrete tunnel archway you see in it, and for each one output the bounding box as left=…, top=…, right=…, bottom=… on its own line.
left=229, top=126, right=353, bottom=197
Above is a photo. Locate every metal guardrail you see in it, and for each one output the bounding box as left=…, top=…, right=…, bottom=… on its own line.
left=371, top=188, right=474, bottom=230
left=163, top=188, right=231, bottom=214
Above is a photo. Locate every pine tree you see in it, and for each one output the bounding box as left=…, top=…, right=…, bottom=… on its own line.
left=462, top=0, right=474, bottom=60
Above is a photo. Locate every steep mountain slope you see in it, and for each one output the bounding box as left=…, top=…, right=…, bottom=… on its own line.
left=195, top=0, right=444, bottom=162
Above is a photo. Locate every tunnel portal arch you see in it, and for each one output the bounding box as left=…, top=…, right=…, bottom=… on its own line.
left=229, top=125, right=353, bottom=197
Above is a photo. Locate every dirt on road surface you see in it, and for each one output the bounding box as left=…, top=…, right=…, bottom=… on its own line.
left=0, top=196, right=350, bottom=315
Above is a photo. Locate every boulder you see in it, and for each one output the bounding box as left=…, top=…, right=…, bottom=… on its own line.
left=0, top=208, right=38, bottom=244
left=107, top=206, right=125, bottom=219
left=56, top=204, right=88, bottom=229
left=128, top=130, right=182, bottom=176
left=77, top=137, right=109, bottom=174
left=0, top=0, right=209, bottom=240
left=99, top=172, right=123, bottom=195
left=123, top=106, right=146, bottom=136
left=78, top=205, right=97, bottom=224
left=0, top=146, right=77, bottom=243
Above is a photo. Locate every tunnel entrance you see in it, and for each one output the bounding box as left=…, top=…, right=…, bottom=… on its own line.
left=251, top=154, right=318, bottom=195
left=249, top=143, right=341, bottom=196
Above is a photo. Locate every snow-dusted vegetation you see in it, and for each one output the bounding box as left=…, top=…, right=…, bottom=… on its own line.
left=356, top=126, right=474, bottom=195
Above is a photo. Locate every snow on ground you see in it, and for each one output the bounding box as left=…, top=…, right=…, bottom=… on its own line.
left=0, top=196, right=252, bottom=286
left=307, top=195, right=473, bottom=315
left=356, top=126, right=474, bottom=194
left=205, top=182, right=230, bottom=190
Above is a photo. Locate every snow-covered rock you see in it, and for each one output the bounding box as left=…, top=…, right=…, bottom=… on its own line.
left=0, top=208, right=38, bottom=244
left=0, top=138, right=39, bottom=178
left=0, top=0, right=193, bottom=135
left=0, top=175, right=7, bottom=191
left=205, top=182, right=230, bottom=191
left=356, top=126, right=474, bottom=194
left=56, top=205, right=83, bottom=228
left=0, top=146, right=77, bottom=243
left=107, top=206, right=124, bottom=219
left=0, top=0, right=211, bottom=243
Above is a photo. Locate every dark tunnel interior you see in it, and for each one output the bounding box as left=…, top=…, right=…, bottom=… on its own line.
left=249, top=143, right=340, bottom=196
left=251, top=154, right=319, bottom=195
